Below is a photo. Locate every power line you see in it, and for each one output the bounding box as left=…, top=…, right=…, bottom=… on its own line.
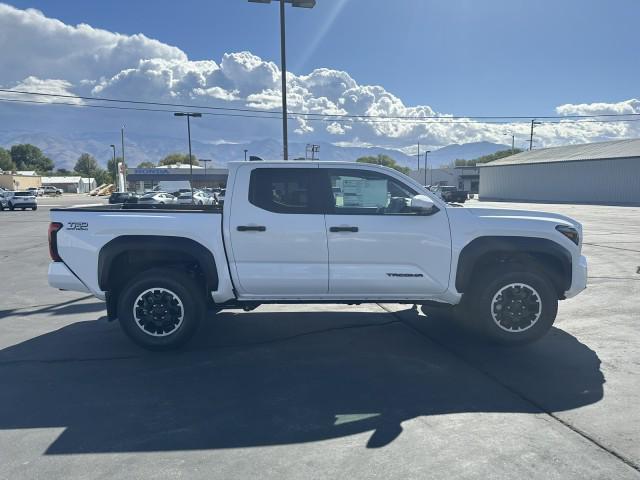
left=1, top=88, right=639, bottom=122
left=2, top=96, right=640, bottom=126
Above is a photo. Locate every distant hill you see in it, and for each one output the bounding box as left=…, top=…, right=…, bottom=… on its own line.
left=0, top=131, right=508, bottom=171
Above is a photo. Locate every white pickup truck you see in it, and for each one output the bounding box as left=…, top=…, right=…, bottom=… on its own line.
left=48, top=161, right=587, bottom=350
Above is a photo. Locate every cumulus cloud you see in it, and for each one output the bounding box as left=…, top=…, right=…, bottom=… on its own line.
left=0, top=2, right=638, bottom=152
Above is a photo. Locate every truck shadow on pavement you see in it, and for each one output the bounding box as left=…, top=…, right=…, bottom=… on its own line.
left=0, top=308, right=604, bottom=454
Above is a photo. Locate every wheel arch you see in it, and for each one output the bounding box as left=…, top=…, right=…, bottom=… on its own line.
left=455, top=236, right=572, bottom=297
left=98, top=236, right=219, bottom=310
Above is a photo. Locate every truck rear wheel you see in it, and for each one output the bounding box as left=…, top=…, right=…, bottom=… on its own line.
left=467, top=265, right=558, bottom=345
left=117, top=268, right=205, bottom=350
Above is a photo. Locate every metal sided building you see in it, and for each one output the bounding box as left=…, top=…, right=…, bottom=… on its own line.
left=479, top=139, right=640, bottom=205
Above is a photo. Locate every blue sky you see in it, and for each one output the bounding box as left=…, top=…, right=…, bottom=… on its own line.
left=6, top=0, right=640, bottom=117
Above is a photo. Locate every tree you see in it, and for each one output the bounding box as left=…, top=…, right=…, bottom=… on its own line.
left=0, top=148, right=16, bottom=172
left=106, top=156, right=124, bottom=180
left=10, top=144, right=54, bottom=173
left=137, top=161, right=156, bottom=168
left=55, top=168, right=73, bottom=176
left=356, top=154, right=410, bottom=174
left=94, top=169, right=112, bottom=186
left=74, top=153, right=100, bottom=177
left=159, top=153, right=198, bottom=166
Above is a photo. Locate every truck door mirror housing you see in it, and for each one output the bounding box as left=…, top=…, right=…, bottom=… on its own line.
left=410, top=195, right=437, bottom=214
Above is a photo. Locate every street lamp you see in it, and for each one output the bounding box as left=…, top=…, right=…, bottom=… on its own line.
left=174, top=112, right=202, bottom=201
left=424, top=150, right=431, bottom=185
left=504, top=132, right=515, bottom=154
left=200, top=159, right=212, bottom=188
left=109, top=144, right=117, bottom=190
left=248, top=0, right=316, bottom=160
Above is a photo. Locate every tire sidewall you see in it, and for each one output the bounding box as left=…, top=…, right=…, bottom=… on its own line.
left=117, top=268, right=204, bottom=350
left=474, top=267, right=558, bottom=345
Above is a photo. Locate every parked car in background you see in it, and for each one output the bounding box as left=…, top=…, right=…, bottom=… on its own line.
left=109, top=192, right=138, bottom=204
left=217, top=188, right=226, bottom=206
left=27, top=187, right=44, bottom=197
left=3, top=191, right=37, bottom=210
left=177, top=191, right=215, bottom=205
left=0, top=191, right=8, bottom=211
left=137, top=192, right=178, bottom=205
left=42, top=186, right=63, bottom=196
left=435, top=185, right=468, bottom=203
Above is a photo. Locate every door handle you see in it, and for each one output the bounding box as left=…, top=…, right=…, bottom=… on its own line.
left=330, top=226, right=359, bottom=232
left=237, top=225, right=266, bottom=232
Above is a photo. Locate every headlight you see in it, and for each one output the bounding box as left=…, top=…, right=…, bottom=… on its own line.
left=556, top=225, right=579, bottom=245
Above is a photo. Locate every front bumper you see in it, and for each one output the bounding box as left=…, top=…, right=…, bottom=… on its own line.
left=564, top=254, right=588, bottom=299
left=48, top=262, right=91, bottom=293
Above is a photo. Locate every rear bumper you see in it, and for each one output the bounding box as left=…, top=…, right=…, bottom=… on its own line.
left=48, top=262, right=91, bottom=294
left=564, top=254, right=588, bottom=299
left=12, top=202, right=37, bottom=208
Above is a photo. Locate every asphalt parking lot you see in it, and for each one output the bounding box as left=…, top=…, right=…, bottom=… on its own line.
left=0, top=195, right=639, bottom=479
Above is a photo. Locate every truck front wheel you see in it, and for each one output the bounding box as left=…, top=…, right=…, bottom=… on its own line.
left=466, top=265, right=558, bottom=345
left=117, top=268, right=205, bottom=350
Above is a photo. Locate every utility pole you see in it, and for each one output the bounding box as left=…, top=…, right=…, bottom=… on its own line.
left=279, top=0, right=288, bottom=159
left=120, top=126, right=126, bottom=191
left=416, top=141, right=420, bottom=179
left=425, top=150, right=431, bottom=185
left=529, top=120, right=541, bottom=151
left=109, top=144, right=117, bottom=189
left=244, top=149, right=248, bottom=162
left=174, top=112, right=202, bottom=202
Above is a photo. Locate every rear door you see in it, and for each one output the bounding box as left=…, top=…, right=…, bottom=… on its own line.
left=321, top=167, right=452, bottom=298
left=227, top=165, right=329, bottom=297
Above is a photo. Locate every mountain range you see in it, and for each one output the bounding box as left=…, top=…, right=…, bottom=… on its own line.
left=0, top=130, right=509, bottom=171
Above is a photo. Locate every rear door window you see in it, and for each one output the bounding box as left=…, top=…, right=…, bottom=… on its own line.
left=249, top=168, right=323, bottom=214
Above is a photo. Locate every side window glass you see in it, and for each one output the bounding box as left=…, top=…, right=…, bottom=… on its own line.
left=328, top=169, right=418, bottom=215
left=249, top=168, right=316, bottom=214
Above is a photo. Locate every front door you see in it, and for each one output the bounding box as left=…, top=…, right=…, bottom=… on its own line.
left=321, top=167, right=452, bottom=298
left=227, top=165, right=329, bottom=297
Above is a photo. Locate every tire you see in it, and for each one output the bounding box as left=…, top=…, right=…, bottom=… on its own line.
left=32, top=206, right=37, bottom=211
left=9, top=202, right=14, bottom=211
left=466, top=265, right=558, bottom=345
left=117, top=268, right=205, bottom=351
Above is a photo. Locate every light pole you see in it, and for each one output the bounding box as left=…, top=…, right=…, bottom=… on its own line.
left=174, top=112, right=202, bottom=201
left=120, top=126, right=127, bottom=191
left=425, top=150, right=431, bottom=185
left=416, top=141, right=420, bottom=178
left=109, top=144, right=117, bottom=190
left=200, top=159, right=212, bottom=188
left=504, top=132, right=515, bottom=154
left=529, top=119, right=542, bottom=151
left=248, top=0, right=316, bottom=160
left=244, top=149, right=248, bottom=162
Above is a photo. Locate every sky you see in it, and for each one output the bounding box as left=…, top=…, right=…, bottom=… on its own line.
left=0, top=0, right=639, bottom=155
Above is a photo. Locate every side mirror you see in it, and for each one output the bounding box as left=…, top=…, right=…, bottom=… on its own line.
left=410, top=195, right=438, bottom=214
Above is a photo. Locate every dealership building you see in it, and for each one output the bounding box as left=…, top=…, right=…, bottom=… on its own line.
left=479, top=139, right=640, bottom=205
left=126, top=164, right=228, bottom=192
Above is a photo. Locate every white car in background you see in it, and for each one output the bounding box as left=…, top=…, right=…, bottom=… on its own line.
left=137, top=192, right=178, bottom=205
left=42, top=186, right=63, bottom=196
left=1, top=191, right=38, bottom=211
left=176, top=191, right=215, bottom=205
